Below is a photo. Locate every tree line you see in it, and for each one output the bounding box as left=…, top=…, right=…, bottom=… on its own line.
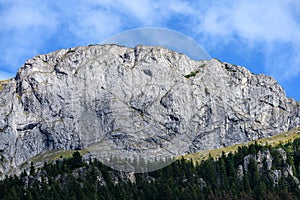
left=0, top=138, right=300, bottom=199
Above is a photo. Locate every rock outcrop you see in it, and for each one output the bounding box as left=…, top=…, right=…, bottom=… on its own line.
left=239, top=148, right=300, bottom=188
left=0, top=44, right=299, bottom=176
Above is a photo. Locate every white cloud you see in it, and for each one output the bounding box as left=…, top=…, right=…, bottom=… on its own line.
left=190, top=0, right=300, bottom=80
left=0, top=0, right=58, bottom=71
left=0, top=0, right=299, bottom=84
left=1, top=2, right=56, bottom=30
left=191, top=1, right=300, bottom=43
left=0, top=0, right=198, bottom=74
left=264, top=42, right=300, bottom=81
left=67, top=9, right=122, bottom=44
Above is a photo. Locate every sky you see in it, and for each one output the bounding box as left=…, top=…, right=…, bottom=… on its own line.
left=0, top=0, right=300, bottom=100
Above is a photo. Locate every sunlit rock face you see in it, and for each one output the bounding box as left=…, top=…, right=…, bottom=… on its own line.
left=0, top=44, right=299, bottom=176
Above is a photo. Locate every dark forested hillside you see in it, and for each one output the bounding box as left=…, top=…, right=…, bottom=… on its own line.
left=1, top=139, right=300, bottom=200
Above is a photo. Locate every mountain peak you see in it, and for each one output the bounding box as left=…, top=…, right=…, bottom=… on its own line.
left=0, top=44, right=299, bottom=176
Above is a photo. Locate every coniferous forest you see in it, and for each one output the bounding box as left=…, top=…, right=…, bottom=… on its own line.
left=1, top=138, right=300, bottom=200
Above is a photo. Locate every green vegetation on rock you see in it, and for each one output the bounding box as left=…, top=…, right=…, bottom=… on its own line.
left=184, top=69, right=200, bottom=78
left=183, top=64, right=205, bottom=78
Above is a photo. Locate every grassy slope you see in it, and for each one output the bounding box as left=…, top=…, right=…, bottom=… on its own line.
left=29, top=149, right=89, bottom=164
left=28, top=127, right=300, bottom=165
left=183, top=126, right=300, bottom=163
left=0, top=79, right=10, bottom=91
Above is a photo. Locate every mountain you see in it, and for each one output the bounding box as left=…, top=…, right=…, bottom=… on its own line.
left=0, top=44, right=299, bottom=177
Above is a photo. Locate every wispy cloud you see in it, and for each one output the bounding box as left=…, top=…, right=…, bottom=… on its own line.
left=0, top=0, right=58, bottom=74
left=0, top=0, right=299, bottom=85
left=189, top=0, right=300, bottom=80
left=0, top=0, right=195, bottom=77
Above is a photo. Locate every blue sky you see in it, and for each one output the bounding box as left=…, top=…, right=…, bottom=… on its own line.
left=0, top=0, right=300, bottom=100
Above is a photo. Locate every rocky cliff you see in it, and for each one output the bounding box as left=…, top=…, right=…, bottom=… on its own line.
left=0, top=44, right=299, bottom=176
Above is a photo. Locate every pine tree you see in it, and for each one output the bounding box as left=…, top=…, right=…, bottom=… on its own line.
left=248, top=158, right=259, bottom=189
left=30, top=162, right=35, bottom=176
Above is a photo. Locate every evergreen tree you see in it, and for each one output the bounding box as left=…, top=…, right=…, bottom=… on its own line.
left=30, top=162, right=35, bottom=176
left=0, top=138, right=300, bottom=199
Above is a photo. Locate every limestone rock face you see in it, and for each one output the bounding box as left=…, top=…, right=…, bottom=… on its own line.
left=0, top=44, right=299, bottom=176
left=240, top=148, right=299, bottom=187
